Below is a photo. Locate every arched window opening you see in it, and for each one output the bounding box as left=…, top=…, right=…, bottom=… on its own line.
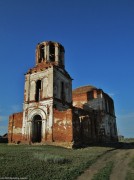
left=35, top=80, right=41, bottom=102
left=32, top=115, right=42, bottom=143
left=39, top=45, right=45, bottom=62
left=49, top=44, right=55, bottom=61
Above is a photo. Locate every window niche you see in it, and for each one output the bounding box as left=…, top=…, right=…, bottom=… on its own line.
left=35, top=80, right=41, bottom=102
left=61, top=82, right=65, bottom=102
left=88, top=91, right=94, bottom=100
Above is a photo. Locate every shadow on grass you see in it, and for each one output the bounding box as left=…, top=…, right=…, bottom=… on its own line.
left=1, top=138, right=134, bottom=150
left=75, top=142, right=134, bottom=150
left=0, top=139, right=8, bottom=143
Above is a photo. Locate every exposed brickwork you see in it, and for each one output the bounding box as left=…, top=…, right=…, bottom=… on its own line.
left=8, top=112, right=23, bottom=143
left=53, top=109, right=73, bottom=142
left=26, top=62, right=53, bottom=74
left=42, top=131, right=53, bottom=142
left=72, top=85, right=96, bottom=94
left=73, top=93, right=88, bottom=106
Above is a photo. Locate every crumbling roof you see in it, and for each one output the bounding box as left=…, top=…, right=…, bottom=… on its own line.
left=37, top=41, right=65, bottom=51
left=73, top=85, right=97, bottom=95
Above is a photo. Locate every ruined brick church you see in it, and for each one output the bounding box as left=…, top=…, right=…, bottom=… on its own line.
left=8, top=41, right=118, bottom=147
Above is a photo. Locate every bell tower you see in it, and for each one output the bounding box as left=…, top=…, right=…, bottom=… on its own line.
left=22, top=41, right=72, bottom=143
left=36, top=41, right=65, bottom=68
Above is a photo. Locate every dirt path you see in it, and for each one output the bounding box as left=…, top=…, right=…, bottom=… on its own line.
left=110, top=149, right=134, bottom=180
left=77, top=146, right=134, bottom=180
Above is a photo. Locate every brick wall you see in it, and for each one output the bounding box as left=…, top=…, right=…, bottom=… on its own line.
left=73, top=93, right=87, bottom=105
left=73, top=107, right=96, bottom=146
left=53, top=109, right=73, bottom=142
left=8, top=112, right=23, bottom=143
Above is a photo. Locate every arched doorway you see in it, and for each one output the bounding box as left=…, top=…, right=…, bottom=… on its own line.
left=32, top=115, right=42, bottom=143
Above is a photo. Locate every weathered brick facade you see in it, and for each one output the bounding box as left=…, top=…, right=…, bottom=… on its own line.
left=8, top=112, right=23, bottom=143
left=8, top=41, right=118, bottom=147
left=53, top=109, right=73, bottom=142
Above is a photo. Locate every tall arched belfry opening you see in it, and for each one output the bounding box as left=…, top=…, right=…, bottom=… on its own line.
left=8, top=40, right=118, bottom=147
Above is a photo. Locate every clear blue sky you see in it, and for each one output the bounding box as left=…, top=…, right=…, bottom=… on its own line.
left=0, top=0, right=134, bottom=137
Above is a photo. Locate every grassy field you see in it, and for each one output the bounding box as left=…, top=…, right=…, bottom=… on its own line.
left=0, top=144, right=113, bottom=180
